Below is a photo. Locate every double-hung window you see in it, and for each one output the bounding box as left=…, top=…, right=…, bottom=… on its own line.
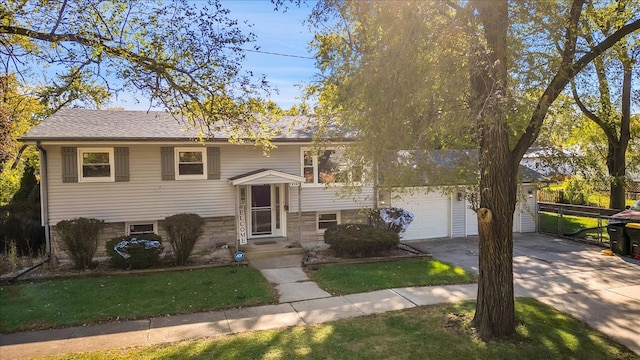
left=175, top=148, right=207, bottom=180
left=126, top=222, right=157, bottom=236
left=301, top=148, right=348, bottom=185
left=78, top=148, right=114, bottom=182
left=317, top=211, right=340, bottom=233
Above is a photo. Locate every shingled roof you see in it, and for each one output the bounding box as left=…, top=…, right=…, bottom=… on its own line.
left=20, top=108, right=340, bottom=142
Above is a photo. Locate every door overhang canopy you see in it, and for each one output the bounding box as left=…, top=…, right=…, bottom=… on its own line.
left=228, top=168, right=305, bottom=186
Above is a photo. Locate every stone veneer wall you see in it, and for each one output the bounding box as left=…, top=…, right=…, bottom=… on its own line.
left=50, top=216, right=236, bottom=267
left=49, top=210, right=371, bottom=267
left=286, top=208, right=371, bottom=246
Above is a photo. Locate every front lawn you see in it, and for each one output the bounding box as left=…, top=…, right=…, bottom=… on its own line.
left=307, top=258, right=476, bottom=295
left=42, top=299, right=637, bottom=360
left=0, top=266, right=277, bottom=333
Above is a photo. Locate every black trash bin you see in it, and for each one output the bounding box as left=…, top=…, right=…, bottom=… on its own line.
left=607, top=223, right=630, bottom=255
left=626, top=223, right=640, bottom=257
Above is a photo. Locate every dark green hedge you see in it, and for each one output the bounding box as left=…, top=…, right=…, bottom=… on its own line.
left=324, top=224, right=399, bottom=258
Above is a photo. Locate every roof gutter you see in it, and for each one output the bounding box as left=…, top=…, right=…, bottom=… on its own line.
left=36, top=141, right=51, bottom=258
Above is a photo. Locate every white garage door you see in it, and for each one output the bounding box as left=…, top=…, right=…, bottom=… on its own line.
left=392, top=190, right=450, bottom=240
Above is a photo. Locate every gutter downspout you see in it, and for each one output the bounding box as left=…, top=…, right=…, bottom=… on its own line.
left=36, top=142, right=51, bottom=259
left=298, top=184, right=302, bottom=244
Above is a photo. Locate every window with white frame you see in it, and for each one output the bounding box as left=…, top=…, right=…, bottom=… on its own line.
left=126, top=222, right=157, bottom=236
left=302, top=148, right=349, bottom=185
left=79, top=148, right=114, bottom=182
left=175, top=148, right=207, bottom=180
left=317, top=211, right=341, bottom=233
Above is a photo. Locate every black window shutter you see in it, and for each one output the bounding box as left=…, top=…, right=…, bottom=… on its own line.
left=114, top=147, right=129, bottom=182
left=207, top=147, right=220, bottom=180
left=161, top=147, right=175, bottom=180
left=61, top=147, right=78, bottom=183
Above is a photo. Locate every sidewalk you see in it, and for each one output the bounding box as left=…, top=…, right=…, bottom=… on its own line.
left=1, top=234, right=639, bottom=359
left=0, top=283, right=478, bottom=359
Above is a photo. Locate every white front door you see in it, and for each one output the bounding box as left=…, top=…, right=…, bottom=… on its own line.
left=247, top=184, right=285, bottom=238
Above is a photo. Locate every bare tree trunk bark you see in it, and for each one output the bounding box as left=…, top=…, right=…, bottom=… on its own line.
left=609, top=58, right=633, bottom=210
left=468, top=0, right=516, bottom=340
left=608, top=144, right=627, bottom=210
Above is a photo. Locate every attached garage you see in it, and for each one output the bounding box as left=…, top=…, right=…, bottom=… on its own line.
left=390, top=185, right=538, bottom=241
left=390, top=189, right=451, bottom=240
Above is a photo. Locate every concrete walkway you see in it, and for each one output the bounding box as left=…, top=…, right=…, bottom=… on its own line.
left=248, top=254, right=332, bottom=303
left=1, top=234, right=639, bottom=359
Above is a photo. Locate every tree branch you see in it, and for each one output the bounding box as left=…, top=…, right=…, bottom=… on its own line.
left=513, top=11, right=640, bottom=162
left=570, top=82, right=618, bottom=145
left=50, top=0, right=68, bottom=35
left=0, top=24, right=210, bottom=101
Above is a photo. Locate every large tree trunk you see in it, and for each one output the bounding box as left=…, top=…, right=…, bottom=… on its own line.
left=608, top=144, right=627, bottom=210
left=572, top=39, right=633, bottom=210
left=609, top=58, right=633, bottom=210
left=469, top=0, right=517, bottom=340
left=473, top=151, right=518, bottom=339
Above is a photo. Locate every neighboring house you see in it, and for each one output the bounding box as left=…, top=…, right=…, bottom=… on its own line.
left=521, top=146, right=576, bottom=177
left=21, top=109, right=540, bottom=264
left=628, top=171, right=640, bottom=198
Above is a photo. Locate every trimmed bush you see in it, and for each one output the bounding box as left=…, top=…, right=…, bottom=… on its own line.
left=161, top=213, right=204, bottom=266
left=0, top=202, right=45, bottom=256
left=324, top=223, right=400, bottom=258
left=56, top=218, right=104, bottom=269
left=106, top=234, right=163, bottom=270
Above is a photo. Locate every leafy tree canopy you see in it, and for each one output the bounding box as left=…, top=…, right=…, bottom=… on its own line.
left=0, top=74, right=43, bottom=204
left=305, top=0, right=640, bottom=340
left=1, top=0, right=274, bottom=140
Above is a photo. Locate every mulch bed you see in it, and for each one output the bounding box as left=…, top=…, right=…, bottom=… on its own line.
left=303, top=242, right=431, bottom=267
left=0, top=247, right=233, bottom=284
left=2, top=243, right=432, bottom=283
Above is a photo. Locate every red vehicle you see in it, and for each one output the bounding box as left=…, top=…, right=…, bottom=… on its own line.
left=610, top=199, right=640, bottom=223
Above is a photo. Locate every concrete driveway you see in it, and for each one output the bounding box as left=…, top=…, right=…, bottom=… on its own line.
left=406, top=233, right=640, bottom=355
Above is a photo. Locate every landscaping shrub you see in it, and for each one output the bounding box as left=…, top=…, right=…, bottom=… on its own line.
left=324, top=223, right=399, bottom=258
left=0, top=202, right=45, bottom=256
left=56, top=218, right=104, bottom=269
left=161, top=213, right=204, bottom=265
left=106, top=234, right=163, bottom=270
left=369, top=207, right=414, bottom=236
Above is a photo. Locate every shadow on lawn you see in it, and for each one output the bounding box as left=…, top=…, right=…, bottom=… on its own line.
left=126, top=299, right=635, bottom=360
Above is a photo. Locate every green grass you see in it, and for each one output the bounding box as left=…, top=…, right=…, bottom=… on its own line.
left=0, top=266, right=277, bottom=333
left=307, top=259, right=476, bottom=295
left=42, top=299, right=638, bottom=360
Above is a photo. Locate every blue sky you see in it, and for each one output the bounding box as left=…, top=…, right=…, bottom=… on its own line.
left=226, top=1, right=317, bottom=108
left=113, top=1, right=317, bottom=110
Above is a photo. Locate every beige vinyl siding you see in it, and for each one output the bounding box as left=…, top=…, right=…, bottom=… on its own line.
left=288, top=186, right=374, bottom=212
left=520, top=185, right=538, bottom=233
left=450, top=198, right=467, bottom=238
left=225, top=144, right=300, bottom=176
left=45, top=143, right=349, bottom=224
left=46, top=144, right=231, bottom=223
left=466, top=205, right=479, bottom=236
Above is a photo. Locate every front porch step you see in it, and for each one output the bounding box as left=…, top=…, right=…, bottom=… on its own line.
left=238, top=240, right=305, bottom=260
